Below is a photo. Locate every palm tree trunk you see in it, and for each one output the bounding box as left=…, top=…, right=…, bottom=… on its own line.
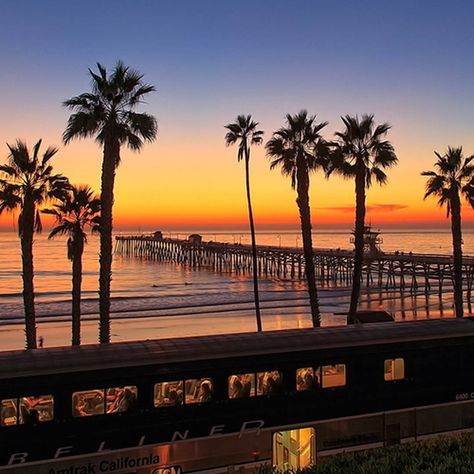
left=20, top=198, right=37, bottom=349
left=244, top=150, right=262, bottom=332
left=450, top=192, right=463, bottom=318
left=72, top=240, right=84, bottom=345
left=348, top=168, right=366, bottom=323
left=99, top=137, right=119, bottom=344
left=296, top=158, right=320, bottom=327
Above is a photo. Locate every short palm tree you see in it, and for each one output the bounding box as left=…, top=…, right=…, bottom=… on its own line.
left=266, top=111, right=330, bottom=327
left=422, top=147, right=474, bottom=318
left=0, top=140, right=68, bottom=349
left=63, top=61, right=157, bottom=343
left=43, top=185, right=100, bottom=345
left=331, top=115, right=398, bottom=322
left=225, top=115, right=264, bottom=331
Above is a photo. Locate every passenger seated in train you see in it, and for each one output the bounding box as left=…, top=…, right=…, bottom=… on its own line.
left=296, top=368, right=320, bottom=392
left=154, top=381, right=183, bottom=407
left=229, top=374, right=254, bottom=398
left=198, top=381, right=213, bottom=403
left=229, top=376, right=244, bottom=398
left=260, top=371, right=283, bottom=396
left=20, top=396, right=54, bottom=423
left=25, top=409, right=39, bottom=425
left=241, top=376, right=252, bottom=397
left=185, top=379, right=214, bottom=404
left=107, top=387, right=137, bottom=413
left=74, top=396, right=88, bottom=417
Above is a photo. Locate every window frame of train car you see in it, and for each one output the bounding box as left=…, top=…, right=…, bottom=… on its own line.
left=383, top=357, right=405, bottom=382
left=66, top=374, right=145, bottom=423
left=71, top=385, right=138, bottom=418
left=152, top=377, right=215, bottom=408
left=227, top=370, right=284, bottom=400
left=0, top=393, right=55, bottom=427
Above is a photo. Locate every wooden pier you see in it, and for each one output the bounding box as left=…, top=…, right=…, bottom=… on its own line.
left=115, top=235, right=474, bottom=297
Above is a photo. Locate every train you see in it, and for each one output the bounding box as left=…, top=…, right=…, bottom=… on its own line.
left=1, top=317, right=474, bottom=473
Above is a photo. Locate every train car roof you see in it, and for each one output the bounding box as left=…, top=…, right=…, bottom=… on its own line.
left=1, top=318, right=474, bottom=379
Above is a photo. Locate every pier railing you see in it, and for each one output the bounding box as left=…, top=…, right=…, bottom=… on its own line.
left=115, top=235, right=474, bottom=296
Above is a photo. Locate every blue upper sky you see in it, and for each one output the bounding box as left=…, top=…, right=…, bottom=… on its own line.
left=1, top=0, right=474, bottom=229
left=2, top=0, right=473, bottom=137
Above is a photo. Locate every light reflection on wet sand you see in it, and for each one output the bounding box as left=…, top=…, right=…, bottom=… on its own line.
left=0, top=287, right=457, bottom=351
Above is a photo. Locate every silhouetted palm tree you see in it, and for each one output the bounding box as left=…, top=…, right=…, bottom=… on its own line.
left=63, top=61, right=157, bottom=343
left=0, top=140, right=68, bottom=349
left=225, top=115, right=264, bottom=331
left=331, top=115, right=398, bottom=322
left=266, top=111, right=330, bottom=327
left=422, top=147, right=474, bottom=318
left=43, top=185, right=100, bottom=344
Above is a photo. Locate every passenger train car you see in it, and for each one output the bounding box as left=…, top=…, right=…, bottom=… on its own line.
left=1, top=318, right=474, bottom=473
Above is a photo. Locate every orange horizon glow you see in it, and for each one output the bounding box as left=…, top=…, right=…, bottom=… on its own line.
left=1, top=108, right=474, bottom=233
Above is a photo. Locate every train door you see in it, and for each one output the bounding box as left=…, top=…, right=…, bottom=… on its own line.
left=272, top=427, right=315, bottom=471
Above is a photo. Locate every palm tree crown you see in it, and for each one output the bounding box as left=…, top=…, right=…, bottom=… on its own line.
left=422, top=147, right=474, bottom=215
left=224, top=115, right=264, bottom=159
left=266, top=110, right=330, bottom=187
left=0, top=140, right=68, bottom=234
left=331, top=114, right=398, bottom=184
left=63, top=61, right=158, bottom=158
left=44, top=185, right=101, bottom=259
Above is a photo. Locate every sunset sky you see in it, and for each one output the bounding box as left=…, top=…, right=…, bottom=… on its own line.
left=1, top=0, right=474, bottom=231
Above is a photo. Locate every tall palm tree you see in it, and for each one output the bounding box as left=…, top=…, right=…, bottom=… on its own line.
left=63, top=61, right=157, bottom=344
left=266, top=111, right=330, bottom=327
left=422, top=147, right=474, bottom=318
left=331, top=115, right=398, bottom=322
left=224, top=115, right=264, bottom=331
left=0, top=140, right=68, bottom=349
left=43, top=185, right=100, bottom=345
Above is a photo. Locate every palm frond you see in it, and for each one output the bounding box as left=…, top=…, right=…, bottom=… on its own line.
left=423, top=146, right=474, bottom=217
left=225, top=114, right=263, bottom=163
left=332, top=114, right=397, bottom=189
left=64, top=62, right=157, bottom=153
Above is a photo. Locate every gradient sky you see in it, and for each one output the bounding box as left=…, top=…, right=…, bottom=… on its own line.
left=1, top=0, right=474, bottom=231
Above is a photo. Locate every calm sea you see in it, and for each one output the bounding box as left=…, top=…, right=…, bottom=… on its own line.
left=0, top=228, right=471, bottom=348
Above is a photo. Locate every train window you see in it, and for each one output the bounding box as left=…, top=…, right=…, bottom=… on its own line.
left=185, top=378, right=214, bottom=404
left=72, top=390, right=105, bottom=417
left=322, top=364, right=346, bottom=388
left=106, top=386, right=137, bottom=413
left=19, top=395, right=54, bottom=424
left=228, top=373, right=255, bottom=399
left=1, top=395, right=54, bottom=426
left=296, top=367, right=321, bottom=391
left=154, top=381, right=183, bottom=407
left=1, top=399, right=18, bottom=426
left=384, top=358, right=405, bottom=381
left=257, top=371, right=283, bottom=396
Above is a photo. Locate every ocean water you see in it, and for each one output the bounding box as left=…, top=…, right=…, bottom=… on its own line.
left=0, top=228, right=471, bottom=349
